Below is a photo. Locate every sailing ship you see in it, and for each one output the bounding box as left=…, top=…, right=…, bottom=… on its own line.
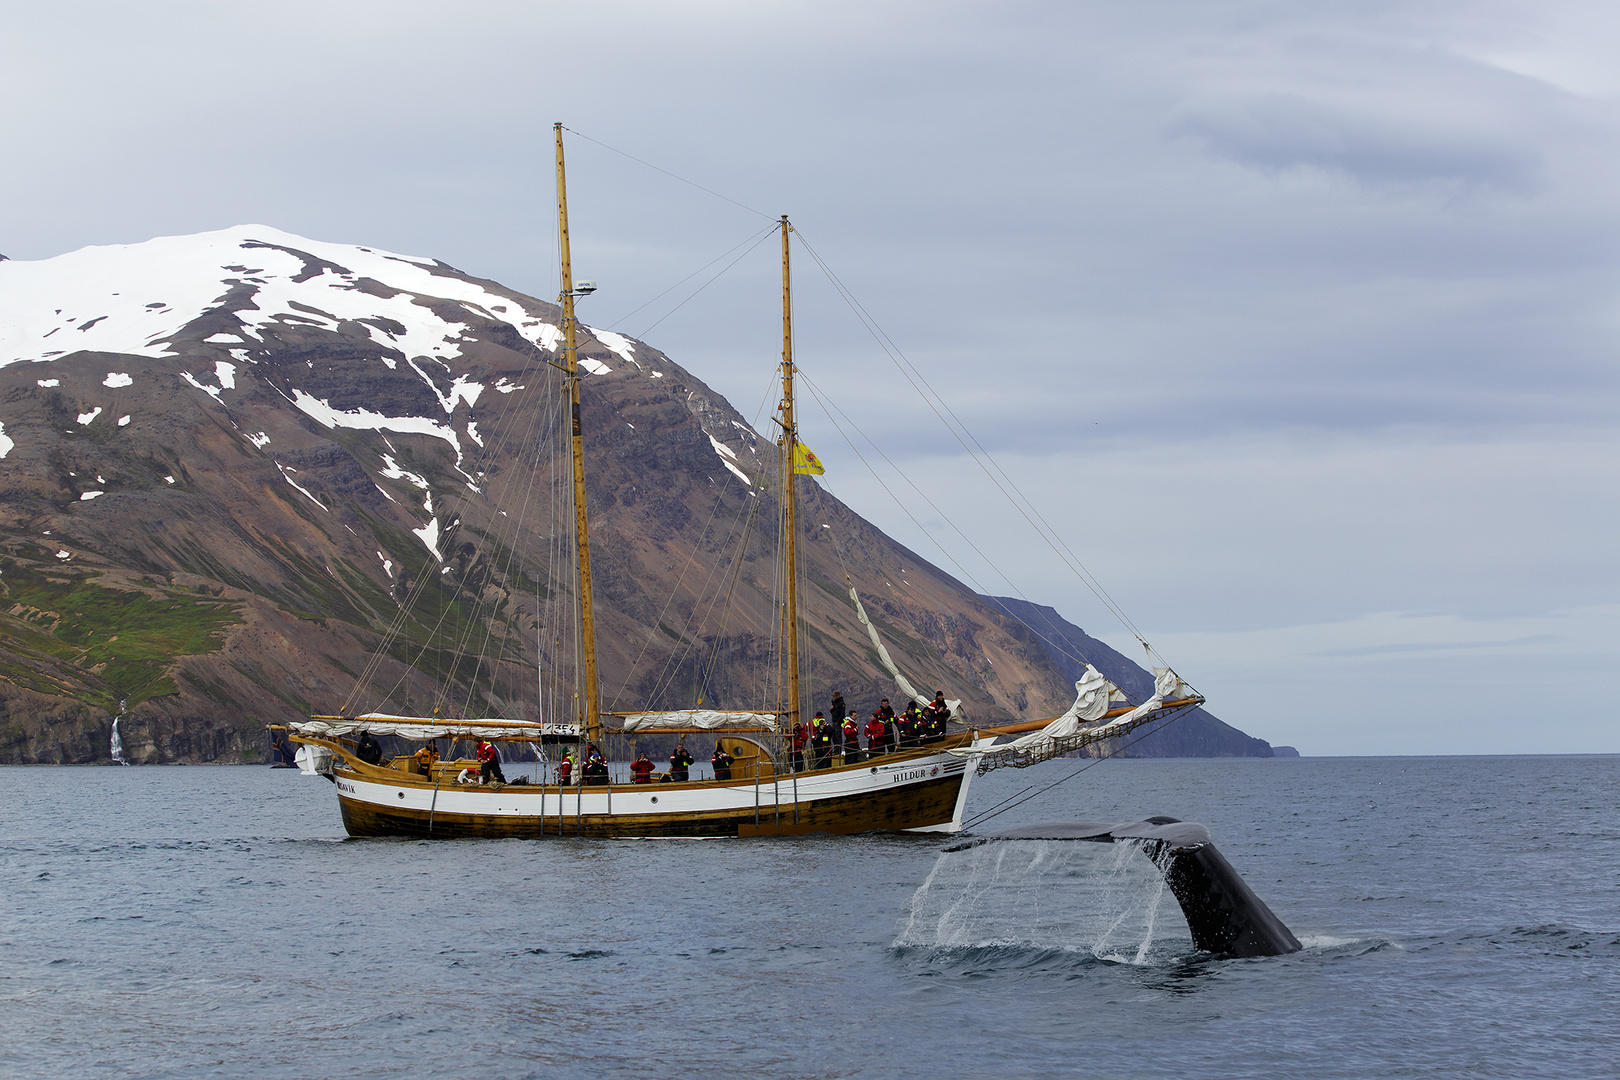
left=284, top=125, right=1206, bottom=838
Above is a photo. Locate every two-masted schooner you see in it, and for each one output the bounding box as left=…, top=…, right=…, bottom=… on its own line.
left=284, top=125, right=1206, bottom=838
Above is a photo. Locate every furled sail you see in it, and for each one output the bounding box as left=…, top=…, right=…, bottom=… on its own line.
left=849, top=587, right=962, bottom=718
left=953, top=661, right=1199, bottom=774
left=616, top=710, right=780, bottom=733
left=293, top=715, right=559, bottom=740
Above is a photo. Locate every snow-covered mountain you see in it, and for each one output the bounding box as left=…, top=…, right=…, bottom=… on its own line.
left=0, top=227, right=1268, bottom=763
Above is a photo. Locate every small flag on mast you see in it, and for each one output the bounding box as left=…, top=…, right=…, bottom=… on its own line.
left=793, top=442, right=825, bottom=475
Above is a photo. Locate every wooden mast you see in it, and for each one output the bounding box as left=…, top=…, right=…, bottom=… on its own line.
left=555, top=122, right=602, bottom=745
left=778, top=215, right=801, bottom=730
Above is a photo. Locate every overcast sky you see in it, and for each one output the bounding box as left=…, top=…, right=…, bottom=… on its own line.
left=5, top=1, right=1618, bottom=754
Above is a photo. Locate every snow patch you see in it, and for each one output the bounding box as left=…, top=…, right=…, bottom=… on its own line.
left=413, top=517, right=442, bottom=562
left=466, top=421, right=483, bottom=447
left=117, top=415, right=130, bottom=427
left=37, top=378, right=59, bottom=387
left=76, top=407, right=102, bottom=425
left=275, top=461, right=327, bottom=511
left=102, top=372, right=132, bottom=388
left=204, top=333, right=239, bottom=343
left=720, top=459, right=751, bottom=485
left=708, top=435, right=739, bottom=461
left=494, top=378, right=524, bottom=394
left=55, top=550, right=71, bottom=560
left=164, top=475, right=175, bottom=484
left=247, top=431, right=270, bottom=449
left=378, top=454, right=429, bottom=489
left=288, top=388, right=462, bottom=459
left=378, top=551, right=395, bottom=578
left=586, top=327, right=637, bottom=366
left=578, top=358, right=611, bottom=376
left=80, top=491, right=104, bottom=501
left=0, top=422, right=12, bottom=459
left=214, top=360, right=237, bottom=390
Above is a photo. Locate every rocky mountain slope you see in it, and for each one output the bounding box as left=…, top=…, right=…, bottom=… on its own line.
left=0, top=226, right=1272, bottom=763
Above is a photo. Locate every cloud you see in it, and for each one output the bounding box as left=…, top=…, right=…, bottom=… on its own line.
left=1168, top=92, right=1543, bottom=191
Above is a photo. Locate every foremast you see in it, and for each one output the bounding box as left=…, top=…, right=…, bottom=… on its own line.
left=555, top=122, right=602, bottom=745
left=777, top=216, right=801, bottom=729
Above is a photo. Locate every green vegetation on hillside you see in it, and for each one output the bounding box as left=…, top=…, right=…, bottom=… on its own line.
left=0, top=560, right=243, bottom=710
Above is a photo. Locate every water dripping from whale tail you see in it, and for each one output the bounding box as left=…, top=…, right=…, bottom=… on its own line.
left=895, top=836, right=1177, bottom=965
left=944, top=818, right=1303, bottom=958
left=110, top=697, right=129, bottom=765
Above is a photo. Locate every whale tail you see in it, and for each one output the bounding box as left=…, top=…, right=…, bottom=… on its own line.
left=943, top=817, right=1302, bottom=957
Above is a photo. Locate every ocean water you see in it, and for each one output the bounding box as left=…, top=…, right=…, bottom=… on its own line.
left=1, top=756, right=1616, bottom=1079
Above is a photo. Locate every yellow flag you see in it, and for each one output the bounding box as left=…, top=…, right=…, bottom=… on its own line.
left=793, top=441, right=826, bottom=475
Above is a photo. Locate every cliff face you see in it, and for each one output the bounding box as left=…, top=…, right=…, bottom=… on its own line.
left=0, top=226, right=1266, bottom=764
left=984, top=597, right=1274, bottom=758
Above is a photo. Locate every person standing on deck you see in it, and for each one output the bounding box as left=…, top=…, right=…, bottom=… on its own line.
left=558, top=753, right=574, bottom=786
left=791, top=720, right=808, bottom=773
left=630, top=753, right=654, bottom=784
left=865, top=712, right=888, bottom=756
left=414, top=740, right=440, bottom=775
left=842, top=713, right=863, bottom=763
left=829, top=692, right=847, bottom=755
left=356, top=730, right=383, bottom=766
left=811, top=712, right=834, bottom=769
left=669, top=741, right=694, bottom=782
left=711, top=740, right=733, bottom=781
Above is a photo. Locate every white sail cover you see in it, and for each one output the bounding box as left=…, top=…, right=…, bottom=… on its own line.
left=953, top=661, right=1199, bottom=773
left=292, top=714, right=556, bottom=740
left=617, top=710, right=779, bottom=733
left=849, top=587, right=962, bottom=718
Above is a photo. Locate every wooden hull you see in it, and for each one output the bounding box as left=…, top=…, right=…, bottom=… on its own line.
left=319, top=745, right=978, bottom=839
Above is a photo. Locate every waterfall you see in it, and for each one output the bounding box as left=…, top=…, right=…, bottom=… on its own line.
left=109, top=698, right=129, bottom=765
left=895, top=837, right=1176, bottom=963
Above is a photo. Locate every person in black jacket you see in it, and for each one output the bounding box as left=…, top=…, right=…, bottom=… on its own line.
left=669, top=741, right=694, bottom=782
left=811, top=713, right=834, bottom=769
left=711, top=740, right=733, bottom=782
left=356, top=730, right=383, bottom=766
left=829, top=692, right=847, bottom=755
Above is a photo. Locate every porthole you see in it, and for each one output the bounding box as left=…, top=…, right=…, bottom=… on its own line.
left=397, top=792, right=405, bottom=799
left=870, top=767, right=878, bottom=774
left=651, top=796, right=659, bottom=804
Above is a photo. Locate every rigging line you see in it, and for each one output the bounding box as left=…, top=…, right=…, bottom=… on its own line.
left=962, top=708, right=1198, bottom=831
left=600, top=221, right=780, bottom=331
left=793, top=228, right=1145, bottom=642
left=694, top=485, right=765, bottom=707
left=560, top=126, right=776, bottom=221
left=630, top=226, right=778, bottom=343
left=792, top=230, right=1151, bottom=646
left=796, top=372, right=1127, bottom=696
left=357, top=323, right=558, bottom=713
left=623, top=478, right=747, bottom=707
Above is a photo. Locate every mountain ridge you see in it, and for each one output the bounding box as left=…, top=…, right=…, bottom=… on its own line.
left=0, top=226, right=1269, bottom=763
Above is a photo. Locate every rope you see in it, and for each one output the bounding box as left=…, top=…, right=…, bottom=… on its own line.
left=793, top=228, right=1153, bottom=650
left=560, top=126, right=776, bottom=221
left=962, top=706, right=1197, bottom=831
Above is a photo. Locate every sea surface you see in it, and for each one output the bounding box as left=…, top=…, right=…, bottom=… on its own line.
left=2, top=755, right=1616, bottom=1079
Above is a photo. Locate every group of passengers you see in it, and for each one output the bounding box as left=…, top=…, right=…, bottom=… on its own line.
left=364, top=687, right=954, bottom=788
left=790, top=690, right=953, bottom=771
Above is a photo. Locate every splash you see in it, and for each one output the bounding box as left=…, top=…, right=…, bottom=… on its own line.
left=110, top=698, right=129, bottom=765
left=896, top=837, right=1177, bottom=964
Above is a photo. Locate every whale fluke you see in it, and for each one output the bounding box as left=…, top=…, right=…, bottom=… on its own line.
left=943, top=817, right=1302, bottom=958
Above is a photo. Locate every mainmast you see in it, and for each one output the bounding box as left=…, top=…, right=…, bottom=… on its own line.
left=778, top=215, right=800, bottom=728
left=555, top=122, right=602, bottom=745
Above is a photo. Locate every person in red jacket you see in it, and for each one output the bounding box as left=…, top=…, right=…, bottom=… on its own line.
left=630, top=752, right=655, bottom=784
left=864, top=712, right=888, bottom=756
left=842, top=714, right=863, bottom=763
left=791, top=721, right=808, bottom=773
left=476, top=740, right=506, bottom=785
left=557, top=753, right=574, bottom=786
